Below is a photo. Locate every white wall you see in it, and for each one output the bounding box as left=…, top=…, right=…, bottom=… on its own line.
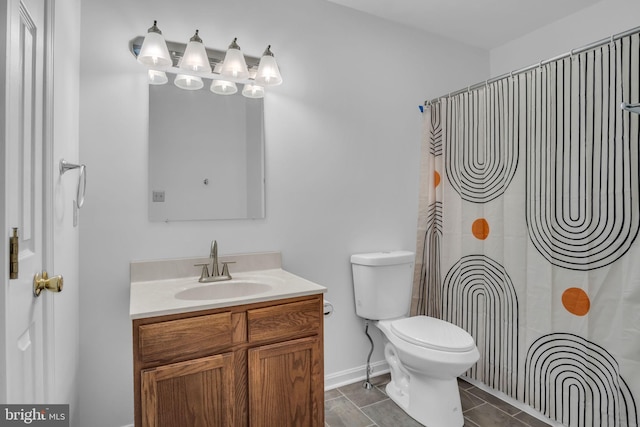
left=51, top=0, right=81, bottom=420
left=78, top=0, right=488, bottom=425
left=490, top=0, right=640, bottom=77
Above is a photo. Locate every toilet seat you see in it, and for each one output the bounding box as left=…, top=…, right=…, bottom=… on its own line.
left=390, top=316, right=475, bottom=352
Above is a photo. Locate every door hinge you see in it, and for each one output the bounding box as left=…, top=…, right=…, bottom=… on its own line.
left=9, top=227, right=18, bottom=279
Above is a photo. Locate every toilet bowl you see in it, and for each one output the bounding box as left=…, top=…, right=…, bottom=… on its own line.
left=350, top=251, right=479, bottom=427
left=376, top=316, right=479, bottom=427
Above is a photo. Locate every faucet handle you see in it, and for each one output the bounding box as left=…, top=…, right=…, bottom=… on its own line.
left=194, top=263, right=210, bottom=281
left=221, top=261, right=235, bottom=278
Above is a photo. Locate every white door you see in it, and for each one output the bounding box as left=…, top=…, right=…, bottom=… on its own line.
left=0, top=0, right=53, bottom=403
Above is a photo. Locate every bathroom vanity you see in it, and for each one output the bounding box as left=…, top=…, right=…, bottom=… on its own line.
left=130, top=252, right=326, bottom=427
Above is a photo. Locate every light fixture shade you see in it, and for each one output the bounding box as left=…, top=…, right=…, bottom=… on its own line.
left=210, top=80, right=238, bottom=95
left=148, top=70, right=168, bottom=85
left=137, top=21, right=172, bottom=68
left=180, top=30, right=212, bottom=73
left=220, top=38, right=249, bottom=80
left=174, top=74, right=204, bottom=90
left=242, top=84, right=264, bottom=99
left=255, top=45, right=282, bottom=86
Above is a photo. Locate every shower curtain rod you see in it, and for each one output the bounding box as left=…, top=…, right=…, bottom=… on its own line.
left=424, top=25, right=640, bottom=106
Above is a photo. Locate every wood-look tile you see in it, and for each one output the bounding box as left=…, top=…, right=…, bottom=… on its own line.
left=338, top=381, right=389, bottom=407
left=460, top=388, right=485, bottom=411
left=465, top=386, right=521, bottom=416
left=464, top=403, right=529, bottom=427
left=514, top=410, right=553, bottom=426
left=375, top=384, right=389, bottom=397
left=457, top=377, right=475, bottom=390
left=325, top=388, right=342, bottom=401
left=370, top=373, right=391, bottom=387
left=464, top=418, right=482, bottom=427
left=360, top=399, right=424, bottom=427
left=325, top=395, right=375, bottom=427
left=326, top=376, right=553, bottom=427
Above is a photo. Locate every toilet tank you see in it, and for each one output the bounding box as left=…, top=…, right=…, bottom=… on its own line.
left=351, top=251, right=415, bottom=320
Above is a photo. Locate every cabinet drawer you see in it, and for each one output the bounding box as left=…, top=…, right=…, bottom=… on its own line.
left=138, top=312, right=232, bottom=364
left=248, top=298, right=321, bottom=343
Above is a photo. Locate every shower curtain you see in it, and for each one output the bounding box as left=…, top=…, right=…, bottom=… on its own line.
left=412, top=33, right=640, bottom=427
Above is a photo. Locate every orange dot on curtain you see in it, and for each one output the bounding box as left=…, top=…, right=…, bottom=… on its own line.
left=434, top=171, right=441, bottom=187
left=562, top=287, right=591, bottom=316
left=472, top=218, right=490, bottom=240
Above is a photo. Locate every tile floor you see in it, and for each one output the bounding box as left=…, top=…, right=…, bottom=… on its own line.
left=325, top=374, right=552, bottom=427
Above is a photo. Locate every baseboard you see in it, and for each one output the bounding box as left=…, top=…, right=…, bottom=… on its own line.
left=324, top=360, right=389, bottom=391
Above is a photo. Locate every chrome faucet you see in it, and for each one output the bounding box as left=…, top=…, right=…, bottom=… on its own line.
left=210, top=240, right=220, bottom=277
left=195, top=240, right=234, bottom=283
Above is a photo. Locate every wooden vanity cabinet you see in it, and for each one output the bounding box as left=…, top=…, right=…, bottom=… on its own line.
left=132, top=294, right=324, bottom=427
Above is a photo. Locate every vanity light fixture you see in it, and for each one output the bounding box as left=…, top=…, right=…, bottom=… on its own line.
left=148, top=70, right=168, bottom=85
left=241, top=67, right=265, bottom=98
left=210, top=79, right=238, bottom=95
left=180, top=30, right=212, bottom=73
left=130, top=20, right=282, bottom=99
left=242, top=84, right=265, bottom=98
left=255, top=45, right=283, bottom=86
left=137, top=21, right=172, bottom=68
left=174, top=74, right=204, bottom=90
left=220, top=38, right=250, bottom=80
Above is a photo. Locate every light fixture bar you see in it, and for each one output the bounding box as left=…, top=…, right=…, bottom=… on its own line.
left=129, top=36, right=262, bottom=84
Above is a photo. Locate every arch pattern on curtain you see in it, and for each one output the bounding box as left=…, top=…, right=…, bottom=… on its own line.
left=445, top=78, right=521, bottom=203
left=442, top=254, right=519, bottom=398
left=526, top=39, right=640, bottom=270
left=413, top=33, right=640, bottom=427
left=524, top=333, right=638, bottom=427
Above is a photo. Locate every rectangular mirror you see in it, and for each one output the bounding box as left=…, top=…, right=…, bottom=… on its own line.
left=148, top=83, right=265, bottom=221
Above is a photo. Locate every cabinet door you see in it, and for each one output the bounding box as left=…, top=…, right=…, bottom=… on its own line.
left=141, top=353, right=234, bottom=427
left=248, top=336, right=323, bottom=427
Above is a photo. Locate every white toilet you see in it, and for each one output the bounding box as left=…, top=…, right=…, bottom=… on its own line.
left=351, top=251, right=479, bottom=427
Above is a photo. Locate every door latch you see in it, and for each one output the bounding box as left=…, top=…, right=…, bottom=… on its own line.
left=9, top=227, right=18, bottom=279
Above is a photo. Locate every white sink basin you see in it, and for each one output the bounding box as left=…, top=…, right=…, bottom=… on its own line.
left=175, top=281, right=273, bottom=300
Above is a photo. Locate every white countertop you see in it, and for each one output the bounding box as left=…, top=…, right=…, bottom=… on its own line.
left=130, top=268, right=327, bottom=319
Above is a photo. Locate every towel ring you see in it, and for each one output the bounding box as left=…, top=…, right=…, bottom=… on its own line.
left=60, top=159, right=87, bottom=208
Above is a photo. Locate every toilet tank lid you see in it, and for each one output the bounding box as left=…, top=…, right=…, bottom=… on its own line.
left=350, top=251, right=415, bottom=266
